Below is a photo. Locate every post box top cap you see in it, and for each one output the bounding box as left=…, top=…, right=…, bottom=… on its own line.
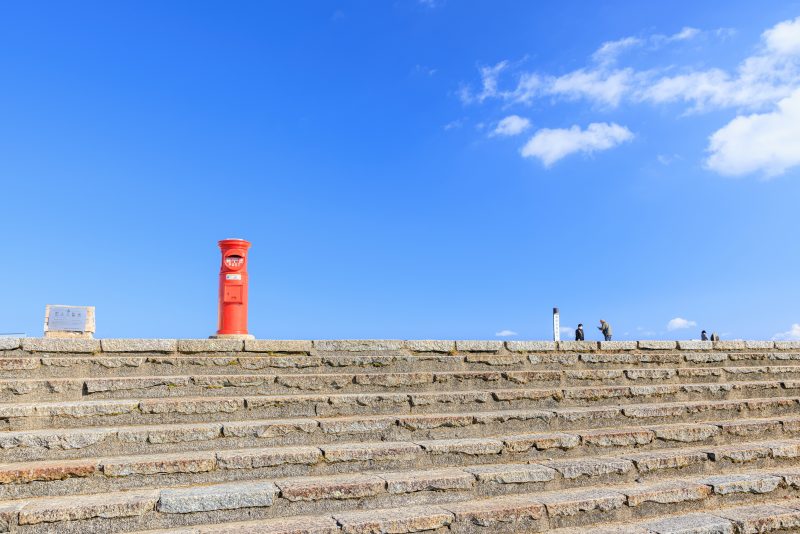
left=218, top=238, right=251, bottom=248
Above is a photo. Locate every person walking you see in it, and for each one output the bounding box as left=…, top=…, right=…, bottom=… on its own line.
left=598, top=320, right=613, bottom=341
left=575, top=324, right=584, bottom=341
left=701, top=330, right=708, bottom=341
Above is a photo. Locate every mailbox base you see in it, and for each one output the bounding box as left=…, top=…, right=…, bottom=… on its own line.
left=209, top=334, right=255, bottom=340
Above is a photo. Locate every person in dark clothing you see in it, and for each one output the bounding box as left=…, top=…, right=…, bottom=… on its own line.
left=710, top=332, right=720, bottom=341
left=575, top=324, right=584, bottom=341
left=598, top=320, right=612, bottom=341
left=701, top=330, right=708, bottom=341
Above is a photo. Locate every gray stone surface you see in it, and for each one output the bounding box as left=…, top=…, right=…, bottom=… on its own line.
left=313, top=340, right=404, bottom=351
left=157, top=480, right=278, bottom=513
left=677, top=340, right=713, bottom=350
left=643, top=513, right=734, bottom=534
left=455, top=340, right=503, bottom=352
left=22, top=338, right=100, bottom=353
left=745, top=340, right=775, bottom=349
left=558, top=341, right=598, bottom=351
left=598, top=341, right=637, bottom=350
left=100, top=339, right=177, bottom=353
left=506, top=341, right=557, bottom=352
left=716, top=504, right=800, bottom=534
left=244, top=340, right=312, bottom=353
left=775, top=341, right=800, bottom=349
left=638, top=340, right=677, bottom=350
left=403, top=340, right=455, bottom=352
left=0, top=338, right=21, bottom=351
left=714, top=340, right=747, bottom=350
left=177, top=339, right=244, bottom=353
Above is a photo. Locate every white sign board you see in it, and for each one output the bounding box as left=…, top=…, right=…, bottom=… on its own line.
left=45, top=305, right=92, bottom=333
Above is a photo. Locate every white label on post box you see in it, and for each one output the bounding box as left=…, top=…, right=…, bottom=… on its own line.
left=225, top=274, right=242, bottom=280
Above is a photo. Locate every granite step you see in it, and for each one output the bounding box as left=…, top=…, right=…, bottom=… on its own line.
left=1, top=385, right=798, bottom=431
left=4, top=466, right=800, bottom=533
left=5, top=427, right=800, bottom=499
left=3, top=350, right=800, bottom=379
left=3, top=367, right=800, bottom=401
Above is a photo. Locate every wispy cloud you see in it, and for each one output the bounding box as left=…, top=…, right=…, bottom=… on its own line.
left=773, top=323, right=800, bottom=341
left=520, top=122, right=633, bottom=166
left=490, top=115, right=531, bottom=137
left=458, top=17, right=800, bottom=176
left=667, top=317, right=697, bottom=331
left=443, top=118, right=465, bottom=131
left=495, top=329, right=518, bottom=337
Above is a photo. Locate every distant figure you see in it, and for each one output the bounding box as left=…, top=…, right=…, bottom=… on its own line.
left=701, top=330, right=708, bottom=341
left=710, top=332, right=720, bottom=342
left=575, top=324, right=584, bottom=341
left=598, top=320, right=613, bottom=341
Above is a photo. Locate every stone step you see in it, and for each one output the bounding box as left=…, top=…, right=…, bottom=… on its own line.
left=2, top=403, right=800, bottom=465
left=4, top=466, right=800, bottom=533
left=4, top=425, right=800, bottom=499
left=3, top=367, right=800, bottom=401
left=3, top=350, right=800, bottom=379
left=1, top=384, right=798, bottom=431
left=128, top=500, right=800, bottom=534
left=552, top=501, right=800, bottom=533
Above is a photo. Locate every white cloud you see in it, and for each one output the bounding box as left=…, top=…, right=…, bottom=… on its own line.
left=773, top=323, right=800, bottom=340
left=460, top=61, right=508, bottom=104
left=549, top=68, right=634, bottom=107
left=559, top=326, right=576, bottom=337
left=443, top=118, right=465, bottom=131
left=706, top=89, right=800, bottom=176
left=667, top=26, right=700, bottom=42
left=764, top=16, right=800, bottom=55
left=520, top=122, right=633, bottom=166
left=495, top=329, right=517, bottom=337
left=667, top=317, right=697, bottom=331
left=490, top=115, right=531, bottom=137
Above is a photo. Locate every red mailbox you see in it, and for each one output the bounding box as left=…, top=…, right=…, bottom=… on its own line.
left=217, top=238, right=251, bottom=337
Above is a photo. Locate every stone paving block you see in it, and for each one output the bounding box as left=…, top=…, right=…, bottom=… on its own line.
left=598, top=341, right=638, bottom=350
left=397, top=413, right=473, bottom=431
left=0, top=427, right=116, bottom=451
left=623, top=404, right=687, bottom=419
left=354, top=373, right=433, bottom=388
left=624, top=449, right=709, bottom=473
left=445, top=493, right=546, bottom=526
left=334, top=505, right=454, bottom=534
left=216, top=446, right=322, bottom=469
left=276, top=474, right=386, bottom=502
left=775, top=341, right=800, bottom=349
left=19, top=489, right=159, bottom=524
left=579, top=428, right=654, bottom=447
left=506, top=341, right=557, bottom=352
left=158, top=480, right=278, bottom=513
left=715, top=340, right=747, bottom=350
left=222, top=419, right=319, bottom=438
left=244, top=340, right=312, bottom=353
left=643, top=513, right=734, bottom=534
left=536, top=488, right=626, bottom=517
left=197, top=515, right=339, bottom=534
left=716, top=504, right=800, bottom=534
left=409, top=391, right=491, bottom=407
left=638, top=340, right=677, bottom=350
left=314, top=340, right=404, bottom=352
left=101, top=339, right=177, bottom=353
left=566, top=370, right=624, bottom=381
left=698, top=473, right=782, bottom=495
left=492, top=388, right=561, bottom=402
left=464, top=463, right=556, bottom=484
left=580, top=353, right=637, bottom=364
left=464, top=353, right=525, bottom=365
left=455, top=340, right=503, bottom=352
left=717, top=418, right=783, bottom=437
left=708, top=443, right=771, bottom=464
left=625, top=369, right=676, bottom=380
left=22, top=338, right=101, bottom=353
left=564, top=386, right=630, bottom=401
left=436, top=371, right=504, bottom=385
left=502, top=432, right=580, bottom=452
left=622, top=480, right=712, bottom=506
left=317, top=416, right=395, bottom=435
left=86, top=376, right=191, bottom=393
left=0, top=458, right=97, bottom=484
left=379, top=468, right=475, bottom=493
left=768, top=440, right=800, bottom=458
left=178, top=339, right=244, bottom=353
left=473, top=409, right=554, bottom=426
left=558, top=341, right=598, bottom=351
left=651, top=423, right=720, bottom=443
left=539, top=458, right=633, bottom=480
left=320, top=441, right=421, bottom=463
left=103, top=450, right=215, bottom=477
left=403, top=340, right=455, bottom=352
left=744, top=340, right=775, bottom=349
left=139, top=397, right=242, bottom=415
left=0, top=338, right=21, bottom=351
left=416, top=437, right=504, bottom=456
left=0, top=357, right=40, bottom=371
left=677, top=340, right=714, bottom=350
left=556, top=407, right=622, bottom=424
left=122, top=422, right=222, bottom=444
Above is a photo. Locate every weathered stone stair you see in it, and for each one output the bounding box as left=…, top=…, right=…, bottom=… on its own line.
left=2, top=337, right=800, bottom=533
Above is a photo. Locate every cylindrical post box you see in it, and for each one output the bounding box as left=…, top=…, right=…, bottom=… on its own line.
left=217, top=238, right=251, bottom=336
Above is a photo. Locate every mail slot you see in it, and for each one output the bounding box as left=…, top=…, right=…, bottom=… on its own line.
left=217, top=238, right=251, bottom=336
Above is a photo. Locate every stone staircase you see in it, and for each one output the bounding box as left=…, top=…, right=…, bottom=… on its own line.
left=2, top=337, right=800, bottom=533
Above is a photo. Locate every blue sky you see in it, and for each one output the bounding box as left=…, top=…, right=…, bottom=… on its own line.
left=2, top=1, right=800, bottom=341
